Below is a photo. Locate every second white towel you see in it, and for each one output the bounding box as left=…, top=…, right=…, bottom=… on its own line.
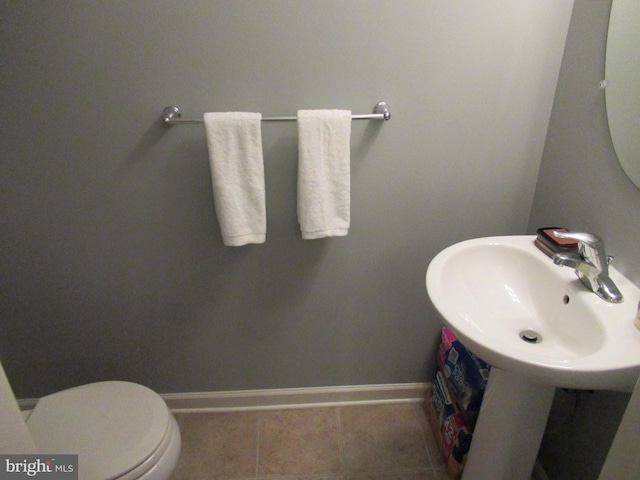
left=204, top=112, right=266, bottom=246
left=297, top=109, right=352, bottom=239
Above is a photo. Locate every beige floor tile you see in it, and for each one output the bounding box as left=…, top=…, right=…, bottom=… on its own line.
left=344, top=471, right=441, bottom=480
left=257, top=407, right=343, bottom=477
left=432, top=466, right=451, bottom=480
left=260, top=477, right=344, bottom=480
left=340, top=404, right=431, bottom=474
left=410, top=402, right=445, bottom=469
left=172, top=411, right=259, bottom=480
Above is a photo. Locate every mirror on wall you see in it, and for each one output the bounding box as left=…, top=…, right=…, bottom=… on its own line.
left=605, top=0, right=640, bottom=189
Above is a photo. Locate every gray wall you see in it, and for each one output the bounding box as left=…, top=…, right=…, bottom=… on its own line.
left=528, top=1, right=640, bottom=478
left=0, top=0, right=573, bottom=398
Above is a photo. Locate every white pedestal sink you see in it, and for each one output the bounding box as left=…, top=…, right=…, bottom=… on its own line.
left=426, top=235, right=640, bottom=480
left=465, top=368, right=554, bottom=480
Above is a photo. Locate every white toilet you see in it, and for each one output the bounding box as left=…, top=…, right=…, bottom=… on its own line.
left=25, top=381, right=181, bottom=479
left=0, top=366, right=181, bottom=480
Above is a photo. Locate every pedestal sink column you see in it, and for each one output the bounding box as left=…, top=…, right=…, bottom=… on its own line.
left=462, top=367, right=555, bottom=480
left=598, top=375, right=640, bottom=479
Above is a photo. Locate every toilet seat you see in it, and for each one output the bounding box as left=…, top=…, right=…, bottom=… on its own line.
left=26, top=381, right=174, bottom=479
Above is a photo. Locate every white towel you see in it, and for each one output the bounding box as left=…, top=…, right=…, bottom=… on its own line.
left=297, top=109, right=352, bottom=239
left=204, top=112, right=266, bottom=246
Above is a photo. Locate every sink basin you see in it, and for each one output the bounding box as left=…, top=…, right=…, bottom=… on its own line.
left=426, top=235, right=640, bottom=391
left=426, top=235, right=640, bottom=479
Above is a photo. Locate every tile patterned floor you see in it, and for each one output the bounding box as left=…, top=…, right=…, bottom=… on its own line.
left=171, top=402, right=447, bottom=480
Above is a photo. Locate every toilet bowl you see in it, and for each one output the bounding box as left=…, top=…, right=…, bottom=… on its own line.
left=25, top=381, right=181, bottom=480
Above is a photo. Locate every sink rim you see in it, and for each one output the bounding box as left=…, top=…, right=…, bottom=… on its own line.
left=426, top=235, right=640, bottom=392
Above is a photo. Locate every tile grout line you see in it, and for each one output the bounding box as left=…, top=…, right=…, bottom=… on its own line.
left=418, top=399, right=447, bottom=474
left=335, top=406, right=345, bottom=476
left=255, top=411, right=263, bottom=478
left=413, top=401, right=438, bottom=469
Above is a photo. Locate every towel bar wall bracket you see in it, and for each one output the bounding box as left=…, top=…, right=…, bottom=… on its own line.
left=161, top=102, right=390, bottom=125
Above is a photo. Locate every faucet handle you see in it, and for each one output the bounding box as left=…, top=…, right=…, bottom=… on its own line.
left=553, top=231, right=608, bottom=270
left=552, top=230, right=602, bottom=247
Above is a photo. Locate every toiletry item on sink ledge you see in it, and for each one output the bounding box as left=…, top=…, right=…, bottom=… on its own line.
left=534, top=227, right=579, bottom=258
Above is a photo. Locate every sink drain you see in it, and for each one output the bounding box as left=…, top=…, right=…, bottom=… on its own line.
left=520, top=329, right=542, bottom=344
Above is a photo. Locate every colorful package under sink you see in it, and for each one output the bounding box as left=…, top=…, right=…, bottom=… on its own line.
left=436, top=326, right=490, bottom=430
left=432, top=370, right=473, bottom=458
left=429, top=370, right=473, bottom=479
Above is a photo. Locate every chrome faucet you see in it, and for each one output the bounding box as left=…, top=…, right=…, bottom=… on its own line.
left=551, top=231, right=624, bottom=303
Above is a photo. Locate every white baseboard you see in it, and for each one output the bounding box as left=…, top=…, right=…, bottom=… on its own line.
left=162, top=383, right=430, bottom=412
left=18, top=383, right=429, bottom=413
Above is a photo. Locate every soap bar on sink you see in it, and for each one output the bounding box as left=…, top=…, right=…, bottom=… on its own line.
left=535, top=227, right=579, bottom=258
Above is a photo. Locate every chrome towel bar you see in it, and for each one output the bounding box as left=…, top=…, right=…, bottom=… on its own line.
left=162, top=102, right=391, bottom=125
